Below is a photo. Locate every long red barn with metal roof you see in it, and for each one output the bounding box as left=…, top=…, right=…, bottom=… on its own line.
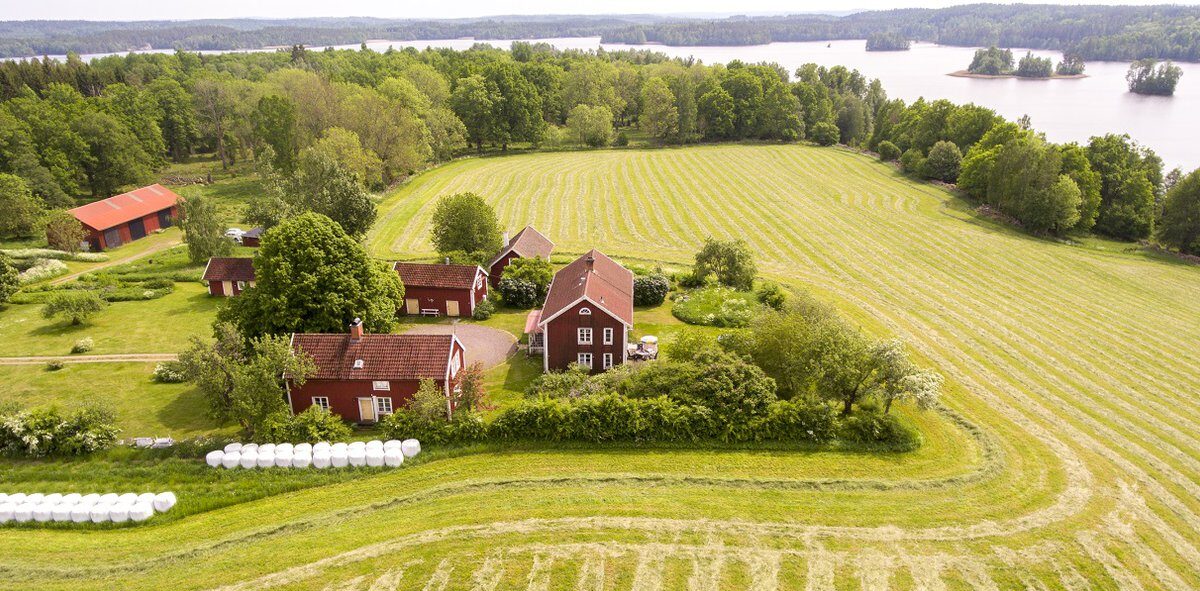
left=66, top=184, right=181, bottom=251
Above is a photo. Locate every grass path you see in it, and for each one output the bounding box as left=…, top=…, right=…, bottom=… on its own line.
left=48, top=229, right=182, bottom=285
left=0, top=353, right=177, bottom=365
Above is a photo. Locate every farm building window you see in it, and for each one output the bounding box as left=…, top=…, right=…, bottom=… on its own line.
left=312, top=397, right=330, bottom=411
left=577, top=353, right=593, bottom=369
left=375, top=397, right=393, bottom=415
left=603, top=327, right=614, bottom=345
left=236, top=281, right=247, bottom=291
left=372, top=381, right=390, bottom=391
left=603, top=353, right=613, bottom=369
left=577, top=328, right=593, bottom=345
left=579, top=307, right=592, bottom=315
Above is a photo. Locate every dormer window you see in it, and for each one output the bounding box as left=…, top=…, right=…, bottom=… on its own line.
left=352, top=359, right=364, bottom=369
left=579, top=307, right=592, bottom=315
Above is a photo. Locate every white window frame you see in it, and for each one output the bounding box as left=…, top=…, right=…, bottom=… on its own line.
left=312, top=396, right=330, bottom=411
left=236, top=281, right=247, bottom=291
left=577, top=352, right=593, bottom=368
left=577, top=327, right=593, bottom=345
left=579, top=307, right=592, bottom=315
left=372, top=380, right=390, bottom=391
left=375, top=397, right=393, bottom=416
left=603, top=327, right=614, bottom=345
left=602, top=353, right=613, bottom=369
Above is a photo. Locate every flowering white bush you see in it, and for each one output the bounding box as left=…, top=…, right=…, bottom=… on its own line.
left=71, top=337, right=94, bottom=354
left=1, top=249, right=107, bottom=262
left=18, top=259, right=68, bottom=284
left=153, top=362, right=187, bottom=383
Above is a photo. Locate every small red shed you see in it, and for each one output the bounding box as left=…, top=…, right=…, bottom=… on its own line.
left=487, top=226, right=555, bottom=286
left=537, top=250, right=633, bottom=374
left=66, top=184, right=181, bottom=251
left=287, top=321, right=466, bottom=424
left=201, top=257, right=256, bottom=296
left=241, top=227, right=264, bottom=247
left=394, top=262, right=489, bottom=317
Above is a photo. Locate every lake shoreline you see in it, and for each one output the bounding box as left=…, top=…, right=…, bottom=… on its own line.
left=947, top=70, right=1088, bottom=80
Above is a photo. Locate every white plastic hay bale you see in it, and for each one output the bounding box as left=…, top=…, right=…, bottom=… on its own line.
left=129, top=503, right=154, bottom=522
left=205, top=450, right=225, bottom=467
left=365, top=440, right=384, bottom=451
left=275, top=442, right=294, bottom=455
left=383, top=449, right=404, bottom=467
left=330, top=449, right=349, bottom=468
left=26, top=493, right=44, bottom=504
left=7, top=493, right=26, bottom=505
left=312, top=441, right=331, bottom=453
left=256, top=450, right=276, bottom=468
left=61, top=493, right=82, bottom=506
left=365, top=449, right=385, bottom=467
left=222, top=451, right=242, bottom=469
left=98, top=493, right=119, bottom=505
left=239, top=450, right=258, bottom=469
left=44, top=493, right=63, bottom=505
left=89, top=504, right=111, bottom=523
left=0, top=503, right=13, bottom=523
left=70, top=504, right=91, bottom=523
left=348, top=441, right=366, bottom=452
left=383, top=439, right=402, bottom=451
left=257, top=443, right=276, bottom=455
left=311, top=452, right=331, bottom=469
left=241, top=443, right=259, bottom=454
left=274, top=451, right=294, bottom=468
left=291, top=453, right=312, bottom=468
left=117, top=493, right=138, bottom=505
left=0, top=493, right=6, bottom=504
left=401, top=439, right=421, bottom=458
left=153, top=492, right=176, bottom=513
left=51, top=504, right=73, bottom=522
left=330, top=442, right=348, bottom=453
left=109, top=504, right=131, bottom=523
left=79, top=493, right=100, bottom=506
left=223, top=442, right=243, bottom=454
left=14, top=503, right=36, bottom=522
left=33, top=503, right=54, bottom=522
left=347, top=448, right=366, bottom=467
left=292, top=442, right=311, bottom=455
left=136, top=492, right=156, bottom=505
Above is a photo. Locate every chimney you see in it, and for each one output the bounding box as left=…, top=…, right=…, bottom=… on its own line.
left=444, top=256, right=450, bottom=265
left=349, top=317, right=363, bottom=341
left=585, top=254, right=595, bottom=273
left=502, top=230, right=510, bottom=244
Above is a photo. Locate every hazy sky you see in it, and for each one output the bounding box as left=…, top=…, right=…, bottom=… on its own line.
left=4, top=0, right=1192, bottom=22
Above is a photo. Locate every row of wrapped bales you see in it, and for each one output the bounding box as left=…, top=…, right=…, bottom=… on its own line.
left=211, top=439, right=420, bottom=469
left=0, top=492, right=175, bottom=524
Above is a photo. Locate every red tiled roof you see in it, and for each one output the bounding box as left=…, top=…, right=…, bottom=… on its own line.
left=540, top=249, right=634, bottom=327
left=68, top=184, right=180, bottom=231
left=489, top=226, right=555, bottom=268
left=393, top=262, right=482, bottom=290
left=291, top=333, right=455, bottom=381
left=202, top=257, right=255, bottom=282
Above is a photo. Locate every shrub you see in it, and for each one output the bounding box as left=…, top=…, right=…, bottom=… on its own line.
left=153, top=361, right=188, bottom=383
left=810, top=122, right=840, bottom=146
left=42, top=290, right=108, bottom=325
left=472, top=297, right=496, bottom=320
left=378, top=408, right=486, bottom=445
left=614, top=131, right=630, bottom=146
left=672, top=286, right=759, bottom=327
left=755, top=400, right=839, bottom=443
left=900, top=148, right=926, bottom=175
left=503, top=256, right=552, bottom=297
left=633, top=274, right=670, bottom=306
left=18, top=258, right=68, bottom=284
left=673, top=269, right=706, bottom=289
left=71, top=337, right=94, bottom=354
left=497, top=277, right=540, bottom=309
left=876, top=140, right=902, bottom=162
left=260, top=407, right=352, bottom=443
left=141, top=278, right=175, bottom=290
left=839, top=412, right=923, bottom=451
left=0, top=405, right=120, bottom=457
left=45, top=360, right=64, bottom=371
left=755, top=281, right=786, bottom=310
left=1, top=248, right=107, bottom=262
left=923, top=140, right=963, bottom=182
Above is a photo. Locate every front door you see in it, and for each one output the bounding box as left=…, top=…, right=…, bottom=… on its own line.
left=357, top=398, right=376, bottom=423
left=103, top=228, right=122, bottom=249
left=446, top=300, right=460, bottom=317
left=128, top=218, right=146, bottom=240
left=405, top=298, right=419, bottom=314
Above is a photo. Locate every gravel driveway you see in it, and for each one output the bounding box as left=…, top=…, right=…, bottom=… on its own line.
left=400, top=323, right=516, bottom=370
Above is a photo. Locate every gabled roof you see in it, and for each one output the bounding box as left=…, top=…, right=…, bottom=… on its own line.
left=69, top=184, right=180, bottom=231
left=539, top=249, right=634, bottom=327
left=291, top=333, right=456, bottom=381
left=242, top=227, right=264, bottom=239
left=393, top=262, right=483, bottom=290
left=488, top=226, right=555, bottom=269
left=202, top=257, right=255, bottom=282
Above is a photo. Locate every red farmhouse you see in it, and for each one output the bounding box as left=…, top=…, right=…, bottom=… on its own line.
left=394, top=262, right=488, bottom=317
left=201, top=257, right=256, bottom=296
left=487, top=226, right=555, bottom=286
left=287, top=320, right=466, bottom=424
left=66, top=184, right=181, bottom=251
left=536, top=250, right=633, bottom=373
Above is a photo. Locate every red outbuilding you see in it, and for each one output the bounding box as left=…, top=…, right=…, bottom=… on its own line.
left=201, top=257, right=256, bottom=296
left=241, top=227, right=264, bottom=247
left=394, top=262, right=489, bottom=317
left=287, top=320, right=466, bottom=424
left=536, top=250, right=633, bottom=373
left=66, top=184, right=181, bottom=251
left=487, top=226, right=554, bottom=286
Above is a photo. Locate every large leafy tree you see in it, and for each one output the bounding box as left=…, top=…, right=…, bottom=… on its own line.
left=450, top=74, right=498, bottom=152
left=0, top=173, right=44, bottom=239
left=179, top=194, right=231, bottom=265
left=566, top=104, right=613, bottom=147
left=1158, top=168, right=1200, bottom=255
left=248, top=151, right=377, bottom=237
left=71, top=111, right=154, bottom=197
left=219, top=212, right=404, bottom=339
left=483, top=62, right=544, bottom=149
left=639, top=77, right=679, bottom=142
left=693, top=237, right=757, bottom=291
left=44, top=209, right=86, bottom=252
left=253, top=95, right=299, bottom=173
left=429, top=192, right=503, bottom=259
left=1087, top=134, right=1162, bottom=240
left=148, top=78, right=199, bottom=162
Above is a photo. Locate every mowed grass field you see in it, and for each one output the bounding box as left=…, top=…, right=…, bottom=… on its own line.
left=3, top=144, right=1200, bottom=590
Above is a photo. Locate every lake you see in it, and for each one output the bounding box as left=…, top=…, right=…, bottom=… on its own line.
left=47, top=36, right=1200, bottom=171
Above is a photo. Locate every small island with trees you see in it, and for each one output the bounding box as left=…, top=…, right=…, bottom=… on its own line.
left=865, top=31, right=910, bottom=51
left=950, top=46, right=1087, bottom=79
left=1126, top=59, right=1184, bottom=95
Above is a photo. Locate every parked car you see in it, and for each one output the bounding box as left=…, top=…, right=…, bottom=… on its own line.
left=224, top=228, right=246, bottom=244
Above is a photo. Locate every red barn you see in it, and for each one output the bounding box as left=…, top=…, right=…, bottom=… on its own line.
left=537, top=250, right=633, bottom=373
left=487, top=226, right=554, bottom=286
left=241, top=227, right=264, bottom=247
left=394, top=262, right=489, bottom=317
left=66, top=184, right=181, bottom=251
left=287, top=320, right=466, bottom=424
left=201, top=257, right=256, bottom=296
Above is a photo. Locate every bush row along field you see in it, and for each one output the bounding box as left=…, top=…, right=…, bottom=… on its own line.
left=0, top=144, right=1198, bottom=589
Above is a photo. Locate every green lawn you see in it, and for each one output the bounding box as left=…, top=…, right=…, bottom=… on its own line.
left=3, top=144, right=1199, bottom=589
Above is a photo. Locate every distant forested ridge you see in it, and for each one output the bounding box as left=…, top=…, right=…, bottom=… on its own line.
left=2, top=4, right=1200, bottom=61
